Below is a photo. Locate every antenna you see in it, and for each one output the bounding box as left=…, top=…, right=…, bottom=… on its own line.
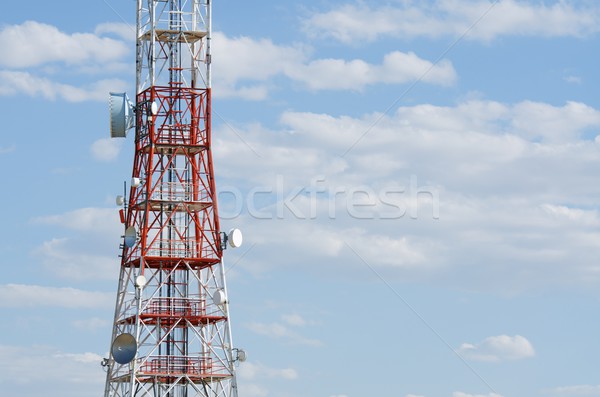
left=227, top=229, right=243, bottom=249
left=220, top=228, right=243, bottom=250
left=235, top=349, right=247, bottom=363
left=109, top=92, right=135, bottom=138
left=150, top=101, right=158, bottom=116
left=212, top=289, right=227, bottom=305
left=124, top=226, right=137, bottom=248
left=111, top=333, right=137, bottom=364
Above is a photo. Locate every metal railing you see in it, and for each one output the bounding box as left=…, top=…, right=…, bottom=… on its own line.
left=139, top=355, right=229, bottom=377
left=144, top=297, right=204, bottom=317
left=145, top=238, right=216, bottom=259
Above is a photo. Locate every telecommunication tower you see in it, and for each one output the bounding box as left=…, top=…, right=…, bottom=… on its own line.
left=103, top=1, right=245, bottom=397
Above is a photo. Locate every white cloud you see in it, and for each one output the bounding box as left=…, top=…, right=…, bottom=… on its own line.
left=239, top=384, right=269, bottom=397
left=236, top=362, right=298, bottom=397
left=91, top=138, right=123, bottom=162
left=512, top=101, right=600, bottom=143
left=0, top=345, right=104, bottom=397
left=33, top=207, right=122, bottom=280
left=286, top=51, right=456, bottom=90
left=0, top=24, right=454, bottom=102
left=212, top=32, right=306, bottom=99
left=544, top=385, right=600, bottom=396
left=245, top=311, right=321, bottom=346
left=34, top=237, right=117, bottom=280
left=248, top=221, right=430, bottom=271
left=303, top=1, right=600, bottom=43
left=457, top=334, right=535, bottom=362
left=453, top=393, right=503, bottom=397
left=0, top=284, right=112, bottom=309
left=246, top=321, right=288, bottom=338
left=35, top=207, right=122, bottom=238
left=55, top=351, right=104, bottom=364
left=246, top=320, right=322, bottom=347
left=564, top=75, right=582, bottom=84
left=72, top=317, right=110, bottom=331
left=0, top=144, right=16, bottom=154
left=0, top=21, right=129, bottom=68
left=216, top=98, right=600, bottom=290
left=0, top=21, right=130, bottom=102
left=94, top=22, right=135, bottom=42
left=0, top=70, right=127, bottom=102
left=237, top=361, right=299, bottom=381
left=541, top=204, right=599, bottom=226
left=282, top=313, right=307, bottom=327
left=212, top=32, right=455, bottom=98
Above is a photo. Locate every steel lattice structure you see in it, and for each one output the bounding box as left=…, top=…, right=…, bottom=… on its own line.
left=103, top=1, right=240, bottom=396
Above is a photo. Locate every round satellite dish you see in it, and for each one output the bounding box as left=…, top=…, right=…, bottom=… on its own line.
left=111, top=333, right=137, bottom=364
left=237, top=349, right=247, bottom=362
left=131, top=177, right=141, bottom=188
left=151, top=101, right=159, bottom=116
left=116, top=195, right=125, bottom=206
left=228, top=229, right=243, bottom=248
left=124, top=226, right=137, bottom=248
left=135, top=275, right=147, bottom=288
left=109, top=92, right=135, bottom=138
left=212, top=289, right=227, bottom=305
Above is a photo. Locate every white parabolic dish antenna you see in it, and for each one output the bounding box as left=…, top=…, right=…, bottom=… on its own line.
left=212, top=289, right=227, bottom=305
left=228, top=228, right=243, bottom=248
left=111, top=333, right=137, bottom=364
left=135, top=275, right=147, bottom=288
left=237, top=349, right=247, bottom=362
left=109, top=92, right=135, bottom=138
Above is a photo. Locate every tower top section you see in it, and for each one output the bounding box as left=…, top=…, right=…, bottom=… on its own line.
left=136, top=0, right=211, bottom=93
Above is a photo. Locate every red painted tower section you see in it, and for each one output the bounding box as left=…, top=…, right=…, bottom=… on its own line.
left=129, top=86, right=220, bottom=272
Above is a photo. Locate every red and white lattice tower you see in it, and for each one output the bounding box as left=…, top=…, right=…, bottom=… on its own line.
left=103, top=1, right=244, bottom=396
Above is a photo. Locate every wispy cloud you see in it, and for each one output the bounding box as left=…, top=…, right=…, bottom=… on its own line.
left=236, top=361, right=299, bottom=397
left=457, top=335, right=535, bottom=362
left=0, top=144, right=16, bottom=154
left=35, top=207, right=121, bottom=236
left=564, top=75, right=583, bottom=84
left=72, top=317, right=110, bottom=331
left=213, top=32, right=455, bottom=99
left=286, top=51, right=456, bottom=90
left=0, top=284, right=112, bottom=309
left=213, top=97, right=600, bottom=291
left=543, top=384, right=600, bottom=396
left=0, top=70, right=127, bottom=102
left=246, top=313, right=322, bottom=346
left=34, top=237, right=117, bottom=280
left=303, top=1, right=600, bottom=43
left=0, top=21, right=128, bottom=68
left=0, top=345, right=104, bottom=391
left=238, top=361, right=299, bottom=381
left=90, top=138, right=123, bottom=162
left=453, top=393, right=503, bottom=397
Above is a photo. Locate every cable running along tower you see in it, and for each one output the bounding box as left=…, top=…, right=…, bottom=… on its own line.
left=104, top=1, right=244, bottom=397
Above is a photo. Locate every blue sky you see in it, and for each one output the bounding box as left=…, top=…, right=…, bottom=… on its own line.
left=1, top=1, right=600, bottom=396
